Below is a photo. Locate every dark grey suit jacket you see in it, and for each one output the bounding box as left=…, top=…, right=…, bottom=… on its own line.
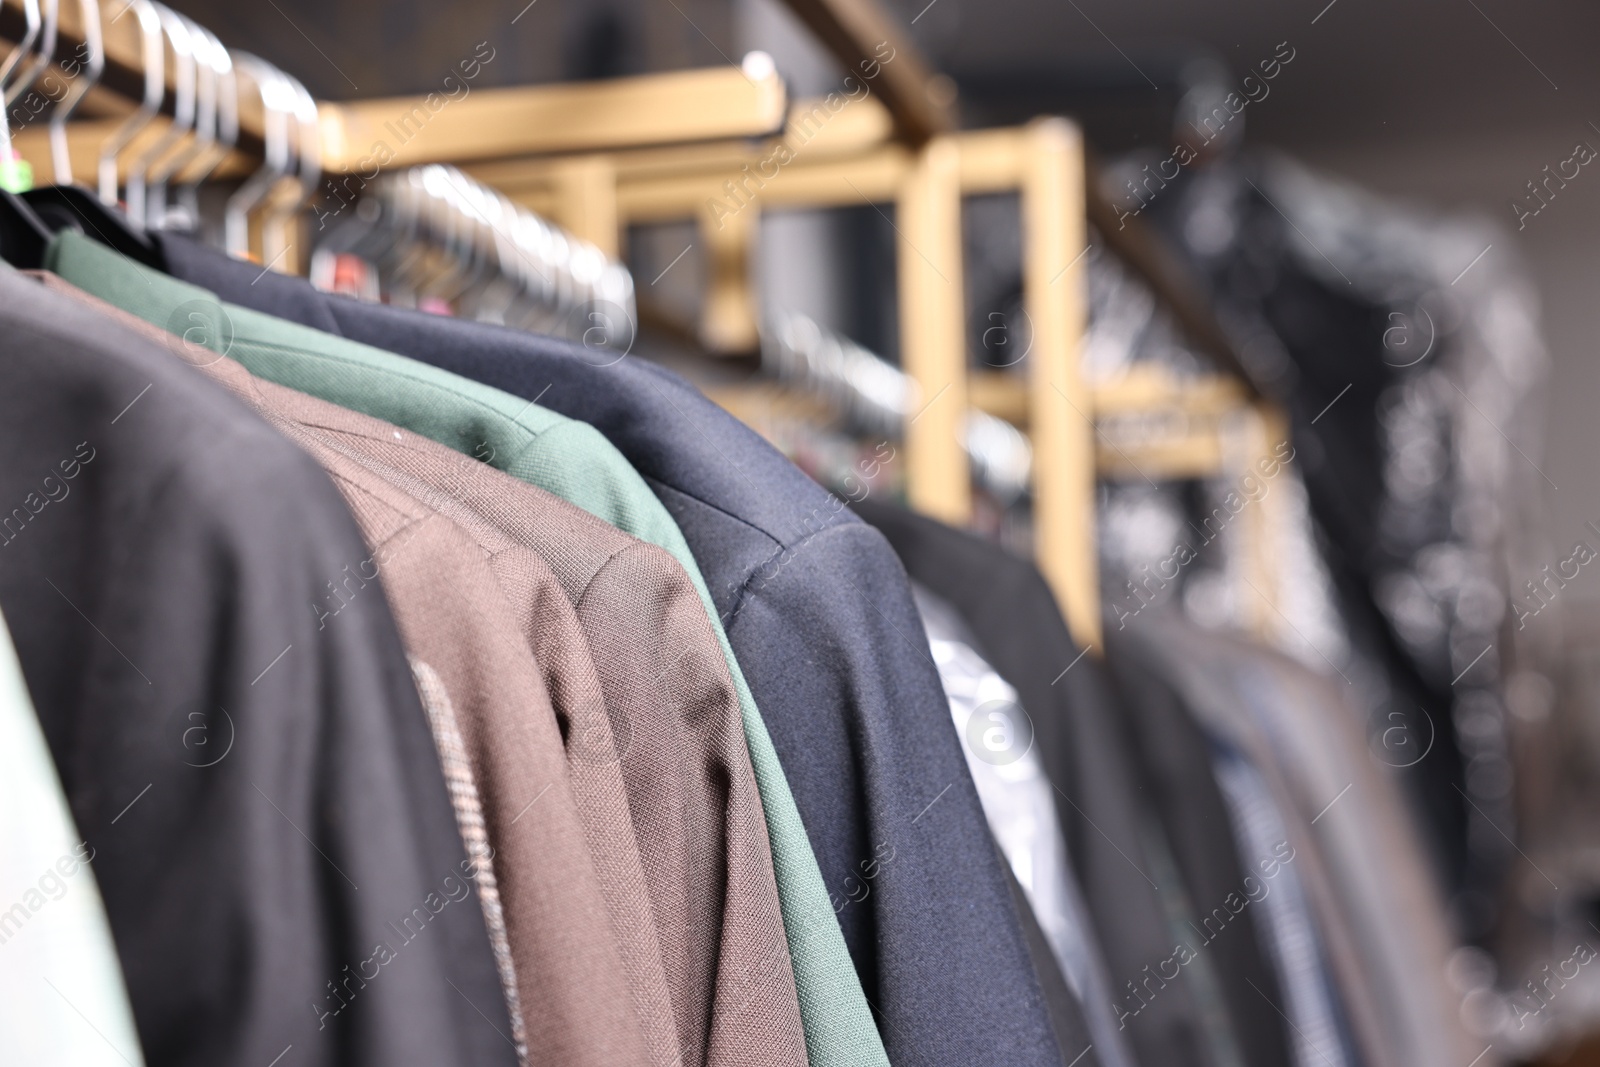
left=854, top=499, right=1293, bottom=1067
left=0, top=266, right=514, bottom=1067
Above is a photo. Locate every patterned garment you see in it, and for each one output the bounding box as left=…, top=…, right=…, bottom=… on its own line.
left=411, top=659, right=528, bottom=1064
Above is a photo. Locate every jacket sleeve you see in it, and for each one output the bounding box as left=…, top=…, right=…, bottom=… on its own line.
left=725, top=519, right=1064, bottom=1067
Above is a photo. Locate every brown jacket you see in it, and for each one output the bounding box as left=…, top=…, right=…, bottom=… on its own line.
left=296, top=409, right=808, bottom=1067
left=34, top=274, right=665, bottom=1067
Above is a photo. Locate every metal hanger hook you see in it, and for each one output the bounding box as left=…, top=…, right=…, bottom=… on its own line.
left=97, top=0, right=163, bottom=208
left=49, top=0, right=105, bottom=185
left=125, top=2, right=195, bottom=227
left=224, top=53, right=291, bottom=258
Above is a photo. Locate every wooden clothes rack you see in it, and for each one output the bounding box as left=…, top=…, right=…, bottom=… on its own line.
left=468, top=99, right=1287, bottom=651
left=2, top=0, right=1292, bottom=654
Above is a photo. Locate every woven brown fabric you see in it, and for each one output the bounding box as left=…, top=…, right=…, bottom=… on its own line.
left=292, top=415, right=808, bottom=1067
left=284, top=464, right=656, bottom=1067
left=33, top=275, right=664, bottom=1067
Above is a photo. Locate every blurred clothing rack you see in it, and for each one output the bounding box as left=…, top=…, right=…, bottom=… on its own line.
left=469, top=102, right=1283, bottom=651
left=0, top=0, right=1284, bottom=655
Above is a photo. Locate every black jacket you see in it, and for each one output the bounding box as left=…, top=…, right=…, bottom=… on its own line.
left=0, top=267, right=515, bottom=1067
left=854, top=499, right=1294, bottom=1067
left=156, top=234, right=1066, bottom=1067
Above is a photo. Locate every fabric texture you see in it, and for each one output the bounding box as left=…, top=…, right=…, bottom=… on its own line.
left=74, top=230, right=890, bottom=1067
left=1209, top=745, right=1352, bottom=1067
left=33, top=271, right=683, bottom=1067
left=0, top=605, right=145, bottom=1067
left=0, top=265, right=515, bottom=1067
left=299, top=411, right=810, bottom=1067
left=1002, top=858, right=1102, bottom=1067
left=853, top=499, right=1221, bottom=1067
left=154, top=231, right=1062, bottom=1067
left=42, top=268, right=802, bottom=1067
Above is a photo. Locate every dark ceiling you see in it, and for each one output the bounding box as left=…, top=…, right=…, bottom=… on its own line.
left=888, top=0, right=1600, bottom=153
left=168, top=0, right=1600, bottom=161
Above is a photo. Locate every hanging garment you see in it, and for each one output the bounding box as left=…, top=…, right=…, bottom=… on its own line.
left=1101, top=631, right=1297, bottom=1067
left=1113, top=624, right=1376, bottom=1067
left=1208, top=744, right=1357, bottom=1067
left=1144, top=157, right=1542, bottom=934
left=910, top=581, right=1123, bottom=1067
left=142, top=231, right=1065, bottom=1067
left=853, top=499, right=1229, bottom=1067
left=0, top=265, right=515, bottom=1067
left=1004, top=858, right=1102, bottom=1067
left=31, top=267, right=670, bottom=1067
left=0, top=605, right=144, bottom=1067
left=66, top=230, right=891, bottom=1067
left=294, top=420, right=811, bottom=1067
left=1116, top=616, right=1482, bottom=1067
left=33, top=269, right=801, bottom=1067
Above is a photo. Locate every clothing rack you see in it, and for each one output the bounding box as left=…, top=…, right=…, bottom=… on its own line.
left=466, top=100, right=1286, bottom=651
left=0, top=6, right=1513, bottom=1067
left=1, top=0, right=1288, bottom=653
left=0, top=0, right=780, bottom=298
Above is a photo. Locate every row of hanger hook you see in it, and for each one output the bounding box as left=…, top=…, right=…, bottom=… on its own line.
left=314, top=163, right=635, bottom=346
left=0, top=0, right=633, bottom=333
left=0, top=0, right=317, bottom=259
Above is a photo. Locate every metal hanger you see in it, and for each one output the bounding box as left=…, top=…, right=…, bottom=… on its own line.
left=511, top=207, right=559, bottom=325
left=5, top=0, right=57, bottom=109
left=0, top=0, right=41, bottom=104
left=443, top=170, right=508, bottom=318
left=468, top=187, right=531, bottom=325
left=511, top=210, right=571, bottom=333
left=124, top=1, right=194, bottom=228
left=259, top=68, right=317, bottom=268
left=318, top=167, right=415, bottom=294
left=0, top=0, right=40, bottom=191
left=0, top=0, right=51, bottom=263
left=413, top=165, right=485, bottom=305
left=97, top=0, right=163, bottom=208
left=762, top=309, right=1032, bottom=502
left=17, top=0, right=158, bottom=264
left=175, top=25, right=236, bottom=232
left=48, top=0, right=104, bottom=186
left=374, top=167, right=434, bottom=306
left=306, top=158, right=633, bottom=341
left=146, top=12, right=215, bottom=228
left=224, top=53, right=291, bottom=259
